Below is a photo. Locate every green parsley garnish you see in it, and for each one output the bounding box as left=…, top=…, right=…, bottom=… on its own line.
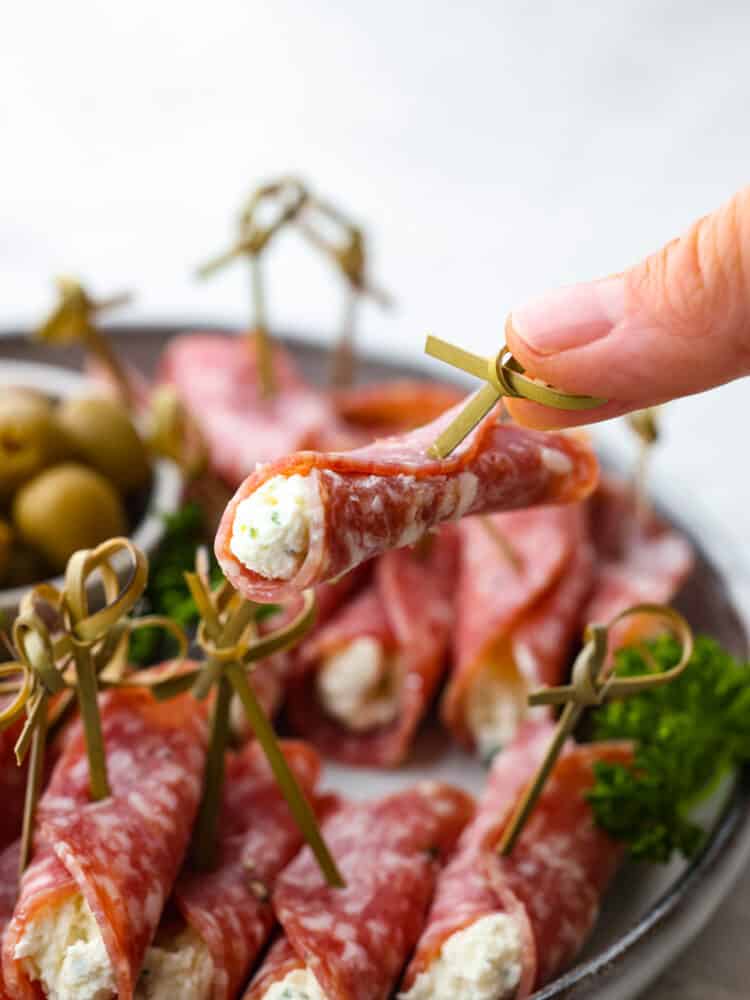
left=129, top=502, right=222, bottom=666
left=588, top=635, right=750, bottom=863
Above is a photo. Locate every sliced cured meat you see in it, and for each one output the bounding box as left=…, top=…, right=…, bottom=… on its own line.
left=584, top=476, right=694, bottom=626
left=0, top=843, right=21, bottom=1000
left=3, top=687, right=208, bottom=1000
left=400, top=728, right=633, bottom=1000
left=216, top=398, right=598, bottom=604
left=244, top=781, right=475, bottom=1000
left=286, top=528, right=459, bottom=767
left=136, top=741, right=322, bottom=1000
left=231, top=571, right=369, bottom=740
left=332, top=379, right=463, bottom=440
left=444, top=504, right=593, bottom=756
left=0, top=721, right=27, bottom=853
left=159, top=333, right=350, bottom=487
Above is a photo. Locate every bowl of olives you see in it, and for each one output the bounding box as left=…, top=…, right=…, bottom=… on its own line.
left=0, top=360, right=183, bottom=619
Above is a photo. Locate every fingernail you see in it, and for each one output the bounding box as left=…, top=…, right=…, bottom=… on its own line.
left=509, top=276, right=626, bottom=355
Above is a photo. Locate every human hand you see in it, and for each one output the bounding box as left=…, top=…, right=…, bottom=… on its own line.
left=505, top=187, right=750, bottom=429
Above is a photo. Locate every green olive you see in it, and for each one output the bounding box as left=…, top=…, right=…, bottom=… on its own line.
left=55, top=396, right=150, bottom=493
left=0, top=392, right=71, bottom=500
left=12, top=463, right=127, bottom=572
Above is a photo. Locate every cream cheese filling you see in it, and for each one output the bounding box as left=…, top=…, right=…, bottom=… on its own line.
left=466, top=641, right=528, bottom=760
left=136, top=925, right=214, bottom=1000
left=230, top=474, right=318, bottom=580
left=399, top=913, right=523, bottom=1000
left=15, top=893, right=116, bottom=1000
left=263, top=966, right=327, bottom=999
left=317, top=637, right=401, bottom=731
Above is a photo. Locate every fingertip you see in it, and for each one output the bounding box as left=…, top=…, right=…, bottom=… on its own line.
left=505, top=397, right=628, bottom=429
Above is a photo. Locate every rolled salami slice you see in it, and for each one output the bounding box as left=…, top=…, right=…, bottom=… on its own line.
left=159, top=333, right=350, bottom=487
left=400, top=728, right=633, bottom=1000
left=584, top=476, right=694, bottom=626
left=136, top=741, right=322, bottom=1000
left=3, top=687, right=208, bottom=1000
left=444, top=504, right=593, bottom=756
left=244, top=781, right=475, bottom=1000
left=216, top=399, right=598, bottom=604
left=0, top=722, right=28, bottom=854
left=332, top=380, right=464, bottom=440
left=0, top=843, right=21, bottom=1000
left=285, top=528, right=459, bottom=767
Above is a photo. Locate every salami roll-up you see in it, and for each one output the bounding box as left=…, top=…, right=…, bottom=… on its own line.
left=0, top=722, right=28, bottom=853
left=245, top=781, right=475, bottom=1000
left=584, top=476, right=694, bottom=626
left=400, top=730, right=633, bottom=1000
left=136, top=741, right=321, bottom=1000
left=159, top=334, right=350, bottom=487
left=231, top=571, right=368, bottom=739
left=3, top=687, right=208, bottom=1000
left=0, top=843, right=21, bottom=1000
left=444, top=504, right=593, bottom=757
left=332, top=380, right=464, bottom=440
left=216, top=399, right=598, bottom=604
left=286, top=528, right=459, bottom=767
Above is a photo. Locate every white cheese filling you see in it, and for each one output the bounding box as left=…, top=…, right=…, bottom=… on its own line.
left=15, top=893, right=117, bottom=1000
left=230, top=474, right=318, bottom=580
left=317, top=637, right=401, bottom=731
left=135, top=926, right=214, bottom=1000
left=263, top=966, right=328, bottom=999
left=466, top=646, right=528, bottom=761
left=399, top=913, right=523, bottom=1000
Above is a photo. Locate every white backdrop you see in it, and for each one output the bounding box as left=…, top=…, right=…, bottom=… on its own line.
left=2, top=0, right=750, bottom=551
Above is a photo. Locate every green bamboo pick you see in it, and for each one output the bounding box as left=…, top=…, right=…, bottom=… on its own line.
left=498, top=604, right=693, bottom=856
left=197, top=177, right=309, bottom=398
left=35, top=277, right=134, bottom=407
left=296, top=194, right=392, bottom=387
left=424, top=336, right=606, bottom=458
left=161, top=551, right=344, bottom=885
left=627, top=407, right=660, bottom=523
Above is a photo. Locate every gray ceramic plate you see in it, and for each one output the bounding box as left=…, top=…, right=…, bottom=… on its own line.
left=3, top=323, right=750, bottom=1000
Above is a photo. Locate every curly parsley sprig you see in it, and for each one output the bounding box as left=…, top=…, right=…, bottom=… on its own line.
left=588, top=635, right=750, bottom=863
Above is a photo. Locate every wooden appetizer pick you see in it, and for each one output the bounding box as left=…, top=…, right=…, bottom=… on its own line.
left=198, top=177, right=309, bottom=398
left=36, top=276, right=134, bottom=406
left=498, top=603, right=694, bottom=855
left=627, top=406, right=660, bottom=522
left=0, top=537, right=187, bottom=872
left=424, top=333, right=605, bottom=458
left=147, top=548, right=345, bottom=887
left=297, top=193, right=392, bottom=386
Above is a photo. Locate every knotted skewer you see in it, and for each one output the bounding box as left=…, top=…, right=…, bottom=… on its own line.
left=424, top=335, right=605, bottom=458
left=0, top=538, right=187, bottom=872
left=297, top=195, right=392, bottom=387
left=36, top=277, right=134, bottom=406
left=627, top=407, right=660, bottom=523
left=198, top=177, right=309, bottom=398
left=498, top=604, right=693, bottom=855
left=147, top=550, right=344, bottom=887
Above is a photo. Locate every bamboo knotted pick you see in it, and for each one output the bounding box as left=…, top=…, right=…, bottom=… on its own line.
left=0, top=537, right=187, bottom=872
left=197, top=177, right=309, bottom=398
left=424, top=335, right=606, bottom=459
left=627, top=406, right=660, bottom=522
left=497, top=603, right=694, bottom=857
left=35, top=277, right=134, bottom=406
left=146, top=549, right=344, bottom=887
left=297, top=195, right=392, bottom=387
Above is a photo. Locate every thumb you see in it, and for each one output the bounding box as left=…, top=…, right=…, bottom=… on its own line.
left=505, top=187, right=750, bottom=429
